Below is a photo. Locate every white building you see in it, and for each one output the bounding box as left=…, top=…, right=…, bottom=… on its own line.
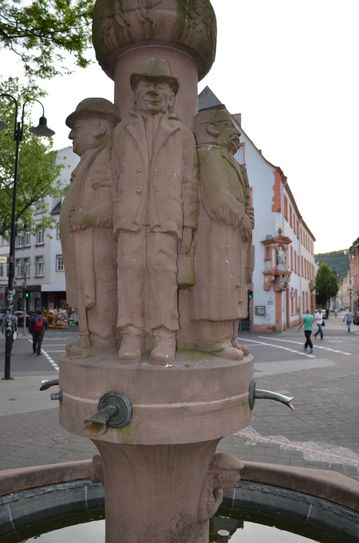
left=0, top=146, right=78, bottom=312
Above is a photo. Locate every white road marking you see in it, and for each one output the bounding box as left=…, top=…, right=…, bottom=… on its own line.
left=237, top=427, right=359, bottom=468
left=42, top=344, right=68, bottom=347
left=237, top=337, right=315, bottom=358
left=27, top=339, right=59, bottom=372
left=258, top=336, right=352, bottom=356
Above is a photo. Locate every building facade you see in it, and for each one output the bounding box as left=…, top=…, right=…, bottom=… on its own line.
left=348, top=237, right=359, bottom=312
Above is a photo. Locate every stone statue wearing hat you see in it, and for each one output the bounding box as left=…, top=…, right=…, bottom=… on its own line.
left=189, top=106, right=254, bottom=360
left=60, top=98, right=120, bottom=357
left=111, top=57, right=198, bottom=365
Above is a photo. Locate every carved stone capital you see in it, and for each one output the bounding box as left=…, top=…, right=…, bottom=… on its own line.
left=92, top=0, right=217, bottom=81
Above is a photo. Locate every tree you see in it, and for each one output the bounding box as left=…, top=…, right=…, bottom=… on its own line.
left=0, top=77, right=63, bottom=239
left=315, top=263, right=339, bottom=309
left=0, top=0, right=93, bottom=79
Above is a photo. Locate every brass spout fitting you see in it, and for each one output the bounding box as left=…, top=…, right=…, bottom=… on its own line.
left=249, top=379, right=294, bottom=411
left=84, top=391, right=133, bottom=437
left=84, top=405, right=118, bottom=436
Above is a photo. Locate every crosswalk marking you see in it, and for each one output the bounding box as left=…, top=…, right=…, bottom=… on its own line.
left=27, top=339, right=59, bottom=372
left=237, top=336, right=315, bottom=358
left=258, top=336, right=352, bottom=356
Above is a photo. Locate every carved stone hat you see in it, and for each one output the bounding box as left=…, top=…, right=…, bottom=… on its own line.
left=66, top=98, right=120, bottom=128
left=130, top=58, right=179, bottom=94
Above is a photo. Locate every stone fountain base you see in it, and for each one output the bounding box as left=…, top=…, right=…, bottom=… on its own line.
left=59, top=351, right=253, bottom=542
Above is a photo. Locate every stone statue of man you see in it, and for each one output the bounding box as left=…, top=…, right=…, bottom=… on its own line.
left=190, top=106, right=254, bottom=359
left=111, top=57, right=198, bottom=365
left=60, top=98, right=120, bottom=357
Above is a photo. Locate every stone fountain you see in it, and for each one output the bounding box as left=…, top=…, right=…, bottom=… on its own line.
left=57, top=2, right=292, bottom=542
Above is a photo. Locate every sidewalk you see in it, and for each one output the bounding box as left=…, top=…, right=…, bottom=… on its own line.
left=0, top=317, right=358, bottom=481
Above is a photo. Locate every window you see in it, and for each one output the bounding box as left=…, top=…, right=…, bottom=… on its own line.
left=15, top=257, right=30, bottom=278
left=56, top=254, right=64, bottom=272
left=35, top=229, right=45, bottom=245
left=23, top=258, right=30, bottom=278
left=283, top=195, right=288, bottom=220
left=56, top=223, right=61, bottom=240
left=35, top=256, right=44, bottom=277
left=16, top=232, right=31, bottom=248
left=0, top=262, right=6, bottom=277
left=15, top=259, right=23, bottom=278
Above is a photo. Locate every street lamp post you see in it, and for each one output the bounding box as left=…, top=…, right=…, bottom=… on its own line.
left=0, top=94, right=54, bottom=379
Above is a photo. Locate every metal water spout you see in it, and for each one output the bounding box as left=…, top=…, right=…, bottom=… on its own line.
left=39, top=378, right=62, bottom=401
left=84, top=391, right=133, bottom=437
left=40, top=378, right=59, bottom=391
left=249, top=379, right=294, bottom=411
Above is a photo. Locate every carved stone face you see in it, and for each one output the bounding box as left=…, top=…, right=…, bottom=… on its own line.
left=217, top=469, right=240, bottom=491
left=134, top=78, right=175, bottom=115
left=214, top=116, right=240, bottom=155
left=69, top=117, right=105, bottom=156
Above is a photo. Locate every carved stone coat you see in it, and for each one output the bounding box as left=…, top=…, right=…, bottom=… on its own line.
left=192, top=146, right=253, bottom=321
left=60, top=143, right=114, bottom=309
left=111, top=111, right=197, bottom=242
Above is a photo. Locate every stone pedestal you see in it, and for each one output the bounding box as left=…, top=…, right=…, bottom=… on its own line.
left=95, top=441, right=218, bottom=543
left=59, top=352, right=253, bottom=541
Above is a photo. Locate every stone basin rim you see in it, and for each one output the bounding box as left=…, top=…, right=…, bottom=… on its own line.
left=0, top=459, right=358, bottom=514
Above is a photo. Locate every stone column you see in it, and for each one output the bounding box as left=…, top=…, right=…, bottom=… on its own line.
left=94, top=441, right=218, bottom=543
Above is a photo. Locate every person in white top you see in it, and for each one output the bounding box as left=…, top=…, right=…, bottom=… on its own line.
left=314, top=309, right=324, bottom=339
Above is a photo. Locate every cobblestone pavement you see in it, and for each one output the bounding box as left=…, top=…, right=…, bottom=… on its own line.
left=1, top=317, right=358, bottom=481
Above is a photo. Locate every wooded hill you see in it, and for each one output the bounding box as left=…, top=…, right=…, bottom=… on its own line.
left=315, top=250, right=349, bottom=279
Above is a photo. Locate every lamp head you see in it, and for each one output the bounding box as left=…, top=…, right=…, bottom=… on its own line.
left=29, top=116, right=55, bottom=138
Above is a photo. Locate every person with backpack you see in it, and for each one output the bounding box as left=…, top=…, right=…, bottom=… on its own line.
left=29, top=310, right=48, bottom=355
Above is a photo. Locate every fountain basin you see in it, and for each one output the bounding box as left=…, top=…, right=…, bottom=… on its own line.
left=1, top=460, right=358, bottom=542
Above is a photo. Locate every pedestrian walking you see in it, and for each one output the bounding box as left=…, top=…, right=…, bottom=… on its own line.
left=314, top=309, right=324, bottom=339
left=343, top=309, right=353, bottom=333
left=29, top=310, right=48, bottom=355
left=298, top=309, right=314, bottom=353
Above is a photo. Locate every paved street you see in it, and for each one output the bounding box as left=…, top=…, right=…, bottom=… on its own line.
left=0, top=316, right=358, bottom=481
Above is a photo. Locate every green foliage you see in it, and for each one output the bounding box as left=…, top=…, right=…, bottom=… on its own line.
left=315, top=250, right=349, bottom=280
left=315, top=263, right=339, bottom=308
left=0, top=78, right=63, bottom=239
left=0, top=0, right=93, bottom=79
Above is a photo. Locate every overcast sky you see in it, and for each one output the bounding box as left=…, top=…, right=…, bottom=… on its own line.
left=2, top=0, right=359, bottom=254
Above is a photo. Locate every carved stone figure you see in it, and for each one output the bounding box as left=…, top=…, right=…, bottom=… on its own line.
left=111, top=57, right=197, bottom=365
left=60, top=98, right=120, bottom=357
left=198, top=453, right=244, bottom=522
left=276, top=244, right=286, bottom=270
left=191, top=107, right=254, bottom=359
